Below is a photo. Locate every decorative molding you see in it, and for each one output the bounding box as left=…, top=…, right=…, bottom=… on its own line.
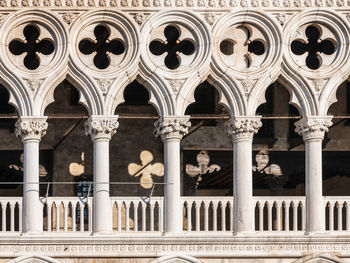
left=167, top=79, right=185, bottom=93
left=96, top=79, right=113, bottom=96
left=61, top=12, right=78, bottom=25
left=15, top=117, right=48, bottom=142
left=312, top=78, right=327, bottom=93
left=294, top=116, right=333, bottom=141
left=227, top=117, right=262, bottom=140
left=133, top=13, right=146, bottom=25
left=23, top=79, right=44, bottom=94
left=203, top=13, right=216, bottom=25
left=154, top=116, right=191, bottom=141
left=84, top=116, right=119, bottom=141
left=240, top=79, right=256, bottom=96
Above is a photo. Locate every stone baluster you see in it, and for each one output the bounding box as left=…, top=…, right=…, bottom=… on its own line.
left=154, top=116, right=191, bottom=233
left=85, top=115, right=119, bottom=234
left=227, top=117, right=262, bottom=233
left=295, top=116, right=332, bottom=233
left=15, top=117, right=48, bottom=233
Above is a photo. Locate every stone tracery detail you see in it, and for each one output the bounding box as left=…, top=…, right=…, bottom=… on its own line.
left=219, top=24, right=266, bottom=70
left=154, top=117, right=191, bottom=140
left=295, top=117, right=333, bottom=140
left=15, top=117, right=48, bottom=141
left=149, top=25, right=195, bottom=70
left=9, top=24, right=55, bottom=70
left=291, top=25, right=336, bottom=70
left=227, top=117, right=262, bottom=139
left=85, top=116, right=119, bottom=140
left=78, top=24, right=125, bottom=69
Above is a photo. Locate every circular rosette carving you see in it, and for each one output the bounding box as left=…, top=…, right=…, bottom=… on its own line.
left=284, top=10, right=350, bottom=77
left=0, top=10, right=67, bottom=75
left=70, top=10, right=139, bottom=77
left=213, top=11, right=281, bottom=76
left=141, top=10, right=211, bottom=77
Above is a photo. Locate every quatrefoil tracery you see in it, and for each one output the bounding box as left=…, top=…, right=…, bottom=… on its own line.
left=291, top=25, right=336, bottom=70
left=78, top=24, right=125, bottom=70
left=9, top=24, right=55, bottom=70
left=149, top=25, right=195, bottom=70
left=219, top=25, right=265, bottom=69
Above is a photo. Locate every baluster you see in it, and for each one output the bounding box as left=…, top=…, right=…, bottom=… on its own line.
left=229, top=202, right=233, bottom=231
left=204, top=202, right=209, bottom=231
left=285, top=202, right=289, bottom=231
left=133, top=202, right=138, bottom=232
left=213, top=201, right=218, bottom=231
left=276, top=202, right=281, bottom=231
left=292, top=202, right=297, bottom=231
left=47, top=202, right=52, bottom=232
left=72, top=202, right=76, bottom=232
left=63, top=202, right=68, bottom=232
left=195, top=202, right=200, bottom=231
left=221, top=202, right=226, bottom=231
left=88, top=200, right=92, bottom=232
left=186, top=201, right=192, bottom=232
left=159, top=200, right=163, bottom=232
left=329, top=202, right=334, bottom=231
left=149, top=201, right=154, bottom=231
left=301, top=201, right=306, bottom=231
left=142, top=202, right=146, bottom=231
left=56, top=202, right=60, bottom=232
left=125, top=202, right=130, bottom=232
left=18, top=202, right=22, bottom=232
left=346, top=202, right=350, bottom=231
left=2, top=203, right=6, bottom=231
left=79, top=202, right=84, bottom=232
left=117, top=201, right=122, bottom=232
left=10, top=202, right=14, bottom=232
left=267, top=202, right=272, bottom=231
left=258, top=202, right=263, bottom=231
left=337, top=202, right=342, bottom=231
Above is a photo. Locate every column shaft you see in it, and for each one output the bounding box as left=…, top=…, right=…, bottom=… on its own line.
left=305, top=138, right=324, bottom=232
left=93, top=138, right=112, bottom=232
left=164, top=138, right=181, bottom=233
left=23, top=139, right=42, bottom=232
left=233, top=138, right=253, bottom=232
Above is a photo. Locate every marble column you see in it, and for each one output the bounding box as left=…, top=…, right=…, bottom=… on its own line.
left=227, top=117, right=262, bottom=233
left=295, top=116, right=332, bottom=233
left=15, top=117, right=48, bottom=233
left=85, top=115, right=119, bottom=234
left=155, top=116, right=191, bottom=233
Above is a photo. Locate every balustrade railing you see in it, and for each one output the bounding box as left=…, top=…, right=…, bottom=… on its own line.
left=181, top=196, right=233, bottom=232
left=111, top=197, right=163, bottom=232
left=0, top=197, right=21, bottom=232
left=44, top=197, right=92, bottom=232
left=253, top=197, right=306, bottom=231
left=324, top=197, right=350, bottom=231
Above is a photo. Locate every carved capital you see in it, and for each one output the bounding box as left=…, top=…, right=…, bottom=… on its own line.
left=227, top=117, right=262, bottom=140
left=295, top=116, right=333, bottom=141
left=85, top=115, right=119, bottom=141
left=15, top=117, right=48, bottom=142
left=154, top=116, right=191, bottom=141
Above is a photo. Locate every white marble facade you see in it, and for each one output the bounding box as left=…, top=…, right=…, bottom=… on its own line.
left=0, top=3, right=349, bottom=263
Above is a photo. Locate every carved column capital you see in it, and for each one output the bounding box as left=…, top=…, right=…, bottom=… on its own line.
left=85, top=115, right=119, bottom=141
left=226, top=116, right=262, bottom=140
left=154, top=116, right=191, bottom=141
left=15, top=117, right=48, bottom=142
left=295, top=116, right=333, bottom=141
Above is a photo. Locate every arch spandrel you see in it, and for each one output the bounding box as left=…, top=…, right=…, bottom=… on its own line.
left=8, top=255, right=60, bottom=263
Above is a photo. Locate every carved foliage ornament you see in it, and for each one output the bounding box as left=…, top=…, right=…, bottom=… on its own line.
left=15, top=118, right=48, bottom=141
left=85, top=116, right=119, bottom=140
left=154, top=117, right=191, bottom=141
left=294, top=117, right=332, bottom=140
left=227, top=118, right=262, bottom=139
